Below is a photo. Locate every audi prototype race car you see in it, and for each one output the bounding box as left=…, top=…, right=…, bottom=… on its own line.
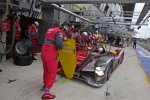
left=58, top=39, right=124, bottom=87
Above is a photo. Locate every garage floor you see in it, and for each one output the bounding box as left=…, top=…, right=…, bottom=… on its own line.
left=0, top=46, right=150, bottom=100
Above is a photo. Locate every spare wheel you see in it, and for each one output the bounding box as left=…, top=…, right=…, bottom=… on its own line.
left=15, top=39, right=33, bottom=56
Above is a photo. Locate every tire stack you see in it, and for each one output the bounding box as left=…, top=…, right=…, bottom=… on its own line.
left=13, top=39, right=33, bottom=66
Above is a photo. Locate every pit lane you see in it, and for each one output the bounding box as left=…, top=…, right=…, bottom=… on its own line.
left=0, top=46, right=150, bottom=100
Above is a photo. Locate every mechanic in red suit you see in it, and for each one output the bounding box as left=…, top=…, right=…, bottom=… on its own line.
left=15, top=16, right=21, bottom=41
left=88, top=32, right=93, bottom=46
left=75, top=32, right=83, bottom=51
left=41, top=20, right=66, bottom=99
left=82, top=32, right=88, bottom=46
left=94, top=31, right=99, bottom=43
left=65, top=24, right=74, bottom=39
left=13, top=16, right=22, bottom=56
left=27, top=21, right=39, bottom=60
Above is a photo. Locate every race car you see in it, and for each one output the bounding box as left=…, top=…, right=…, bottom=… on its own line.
left=58, top=39, right=124, bottom=87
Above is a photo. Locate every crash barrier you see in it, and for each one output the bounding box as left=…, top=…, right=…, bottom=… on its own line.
left=0, top=20, right=16, bottom=55
left=0, top=21, right=9, bottom=63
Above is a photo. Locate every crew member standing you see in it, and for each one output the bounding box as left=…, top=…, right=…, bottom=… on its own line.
left=66, top=24, right=74, bottom=39
left=27, top=21, right=39, bottom=60
left=75, top=32, right=83, bottom=51
left=133, top=38, right=137, bottom=49
left=94, top=31, right=99, bottom=43
left=13, top=16, right=22, bottom=56
left=87, top=32, right=93, bottom=47
left=41, top=20, right=65, bottom=99
left=116, top=36, right=121, bottom=46
left=15, top=16, right=21, bottom=41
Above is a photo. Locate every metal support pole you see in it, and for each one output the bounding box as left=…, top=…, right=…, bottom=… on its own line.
left=51, top=4, right=91, bottom=23
left=44, top=0, right=147, bottom=4
left=28, top=0, right=35, bottom=17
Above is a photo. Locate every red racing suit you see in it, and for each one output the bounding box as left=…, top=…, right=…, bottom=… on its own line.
left=15, top=21, right=21, bottom=41
left=41, top=26, right=63, bottom=89
left=75, top=34, right=83, bottom=51
left=88, top=34, right=93, bottom=46
left=27, top=25, right=38, bottom=58
left=67, top=26, right=74, bottom=39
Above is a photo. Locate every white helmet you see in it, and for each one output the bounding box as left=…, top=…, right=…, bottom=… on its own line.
left=83, top=32, right=88, bottom=36
left=71, top=25, right=74, bottom=28
left=34, top=21, right=39, bottom=27
left=95, top=30, right=98, bottom=34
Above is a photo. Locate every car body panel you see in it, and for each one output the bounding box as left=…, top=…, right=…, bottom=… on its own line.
left=58, top=41, right=124, bottom=87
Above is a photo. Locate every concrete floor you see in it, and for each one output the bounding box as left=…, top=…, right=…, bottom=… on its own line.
left=0, top=47, right=150, bottom=100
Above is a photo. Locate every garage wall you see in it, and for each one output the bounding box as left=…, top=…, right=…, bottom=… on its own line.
left=37, top=6, right=55, bottom=52
left=37, top=4, right=72, bottom=52
left=0, top=32, right=6, bottom=63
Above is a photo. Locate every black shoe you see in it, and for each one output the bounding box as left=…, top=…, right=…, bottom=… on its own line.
left=32, top=58, right=37, bottom=60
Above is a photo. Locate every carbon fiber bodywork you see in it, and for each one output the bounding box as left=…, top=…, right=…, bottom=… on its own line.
left=75, top=50, right=124, bottom=87
left=58, top=49, right=124, bottom=87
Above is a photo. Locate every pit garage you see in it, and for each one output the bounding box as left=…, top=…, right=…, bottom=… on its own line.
left=0, top=0, right=150, bottom=100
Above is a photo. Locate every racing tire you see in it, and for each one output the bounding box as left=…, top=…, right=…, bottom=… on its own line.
left=13, top=55, right=32, bottom=66
left=15, top=39, right=33, bottom=56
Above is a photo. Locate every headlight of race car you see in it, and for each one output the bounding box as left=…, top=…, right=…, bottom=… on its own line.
left=95, top=66, right=104, bottom=76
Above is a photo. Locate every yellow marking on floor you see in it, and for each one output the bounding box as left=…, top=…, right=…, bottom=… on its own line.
left=141, top=68, right=150, bottom=84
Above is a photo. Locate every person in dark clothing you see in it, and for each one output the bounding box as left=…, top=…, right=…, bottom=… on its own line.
left=116, top=36, right=121, bottom=46
left=133, top=38, right=137, bottom=49
left=109, top=35, right=114, bottom=44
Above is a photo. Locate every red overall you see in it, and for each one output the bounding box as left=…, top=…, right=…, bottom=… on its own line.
left=13, top=21, right=22, bottom=56
left=28, top=25, right=38, bottom=58
left=88, top=34, right=93, bottom=46
left=67, top=26, right=73, bottom=39
left=15, top=22, right=21, bottom=41
left=94, top=34, right=99, bottom=43
left=41, top=27, right=62, bottom=89
left=60, top=29, right=66, bottom=37
left=75, top=34, right=82, bottom=51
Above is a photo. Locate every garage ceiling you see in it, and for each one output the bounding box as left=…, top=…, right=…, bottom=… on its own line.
left=45, top=0, right=148, bottom=4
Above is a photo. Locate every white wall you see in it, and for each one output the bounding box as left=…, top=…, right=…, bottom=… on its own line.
left=0, top=32, right=6, bottom=63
